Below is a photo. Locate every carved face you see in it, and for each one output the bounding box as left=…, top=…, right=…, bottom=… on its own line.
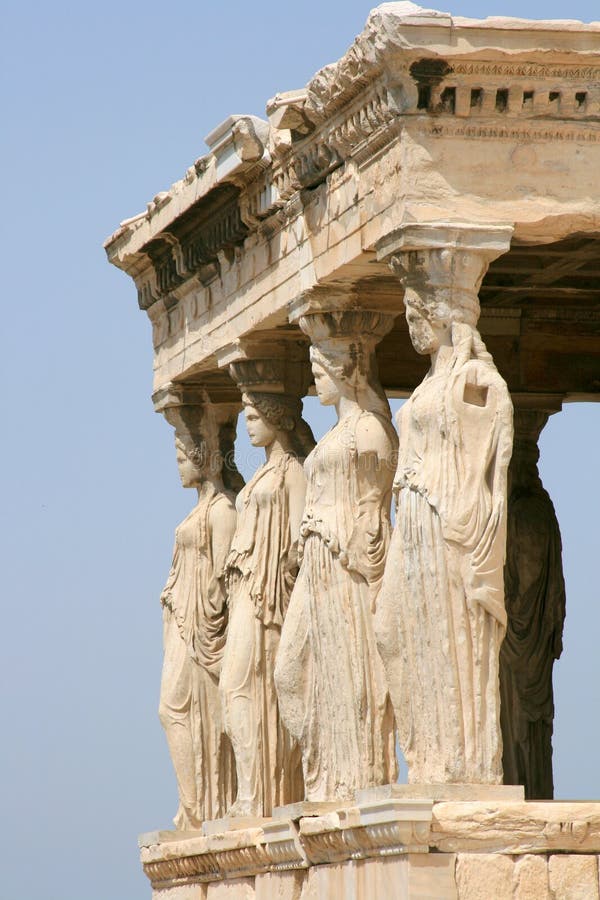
left=312, top=362, right=340, bottom=406
left=175, top=435, right=206, bottom=488
left=405, top=304, right=446, bottom=356
left=244, top=404, right=277, bottom=448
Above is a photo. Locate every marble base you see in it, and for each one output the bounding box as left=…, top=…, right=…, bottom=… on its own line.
left=202, top=817, right=272, bottom=837
left=272, top=800, right=351, bottom=820
left=140, top=798, right=600, bottom=898
left=357, top=782, right=525, bottom=803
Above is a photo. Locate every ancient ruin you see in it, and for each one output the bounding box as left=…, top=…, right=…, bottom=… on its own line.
left=105, top=3, right=600, bottom=897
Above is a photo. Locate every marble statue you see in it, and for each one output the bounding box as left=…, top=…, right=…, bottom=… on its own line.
left=275, top=311, right=398, bottom=802
left=375, top=271, right=513, bottom=785
left=157, top=389, right=240, bottom=828
left=500, top=409, right=566, bottom=799
left=221, top=359, right=315, bottom=816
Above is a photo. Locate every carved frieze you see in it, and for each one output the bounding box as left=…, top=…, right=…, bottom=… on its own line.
left=141, top=800, right=434, bottom=887
left=299, top=802, right=432, bottom=864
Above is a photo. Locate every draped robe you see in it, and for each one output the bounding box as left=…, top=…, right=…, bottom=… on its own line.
left=376, top=355, right=513, bottom=783
left=159, top=486, right=237, bottom=827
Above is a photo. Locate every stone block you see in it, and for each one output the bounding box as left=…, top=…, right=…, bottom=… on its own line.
left=432, top=802, right=600, bottom=854
left=513, top=854, right=549, bottom=900
left=153, top=886, right=206, bottom=900
left=300, top=858, right=409, bottom=899
left=455, top=853, right=514, bottom=900
left=409, top=853, right=458, bottom=899
left=203, top=817, right=271, bottom=837
left=358, top=783, right=525, bottom=803
left=255, top=870, right=304, bottom=900
left=140, top=830, right=200, bottom=848
left=272, top=801, right=348, bottom=821
left=548, top=854, right=599, bottom=899
left=355, top=857, right=410, bottom=898
left=205, top=877, right=255, bottom=899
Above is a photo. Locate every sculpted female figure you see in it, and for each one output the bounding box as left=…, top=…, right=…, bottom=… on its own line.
left=158, top=392, right=240, bottom=828
left=275, top=312, right=398, bottom=801
left=375, top=277, right=513, bottom=784
left=221, top=362, right=315, bottom=816
left=500, top=409, right=566, bottom=799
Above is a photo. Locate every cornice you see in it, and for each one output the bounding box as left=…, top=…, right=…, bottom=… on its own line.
left=105, top=4, right=600, bottom=316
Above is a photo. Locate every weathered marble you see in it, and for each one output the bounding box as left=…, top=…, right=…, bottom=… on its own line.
left=106, top=5, right=600, bottom=405
left=548, top=855, right=600, bottom=900
left=155, top=385, right=241, bottom=828
left=105, top=3, right=600, bottom=897
left=275, top=308, right=398, bottom=803
left=430, top=801, right=600, bottom=854
left=376, top=223, right=514, bottom=785
left=140, top=800, right=600, bottom=897
left=220, top=357, right=314, bottom=817
left=513, top=854, right=550, bottom=900
left=500, top=407, right=566, bottom=799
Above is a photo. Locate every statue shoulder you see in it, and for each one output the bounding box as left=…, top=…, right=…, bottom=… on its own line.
left=355, top=411, right=398, bottom=456
left=208, top=491, right=237, bottom=536
left=456, top=358, right=511, bottom=414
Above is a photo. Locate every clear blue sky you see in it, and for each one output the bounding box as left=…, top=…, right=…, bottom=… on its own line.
left=1, top=2, right=598, bottom=898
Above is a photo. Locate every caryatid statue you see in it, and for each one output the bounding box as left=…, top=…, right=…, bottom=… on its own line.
left=375, top=223, right=514, bottom=785
left=500, top=407, right=566, bottom=799
left=220, top=356, right=315, bottom=816
left=275, top=309, right=398, bottom=802
left=155, top=385, right=242, bottom=829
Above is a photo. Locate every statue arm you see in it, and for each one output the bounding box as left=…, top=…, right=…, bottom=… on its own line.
left=343, top=416, right=396, bottom=582
left=449, top=361, right=512, bottom=627
left=159, top=538, right=178, bottom=609
left=209, top=500, right=238, bottom=579
left=286, top=464, right=307, bottom=547
left=285, top=462, right=307, bottom=575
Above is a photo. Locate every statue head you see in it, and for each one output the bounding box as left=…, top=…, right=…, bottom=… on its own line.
left=168, top=403, right=221, bottom=489
left=241, top=391, right=315, bottom=459
left=299, top=310, right=393, bottom=420
left=153, top=384, right=244, bottom=493
left=229, top=356, right=315, bottom=460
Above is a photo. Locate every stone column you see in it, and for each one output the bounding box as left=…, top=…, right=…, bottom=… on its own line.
left=216, top=338, right=314, bottom=817
left=500, top=400, right=566, bottom=800
left=376, top=222, right=515, bottom=322
left=375, top=222, right=515, bottom=786
left=152, top=382, right=243, bottom=828
left=154, top=381, right=244, bottom=494
left=275, top=292, right=399, bottom=803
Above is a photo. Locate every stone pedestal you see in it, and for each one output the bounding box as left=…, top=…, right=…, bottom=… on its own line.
left=140, top=797, right=600, bottom=898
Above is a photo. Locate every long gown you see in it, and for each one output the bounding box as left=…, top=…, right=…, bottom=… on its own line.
left=159, top=486, right=237, bottom=828
left=500, top=455, right=566, bottom=799
left=375, top=356, right=513, bottom=784
left=221, top=452, right=304, bottom=815
left=276, top=408, right=397, bottom=801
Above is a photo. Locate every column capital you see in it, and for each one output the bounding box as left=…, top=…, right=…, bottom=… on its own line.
left=218, top=334, right=312, bottom=400
left=296, top=307, right=395, bottom=351
left=289, top=284, right=400, bottom=324
left=217, top=331, right=309, bottom=370
left=153, top=380, right=237, bottom=418
left=152, top=380, right=244, bottom=492
left=376, top=222, right=514, bottom=263
left=510, top=392, right=563, bottom=415
left=228, top=356, right=312, bottom=401
left=376, top=222, right=514, bottom=326
left=222, top=344, right=316, bottom=464
left=508, top=396, right=563, bottom=456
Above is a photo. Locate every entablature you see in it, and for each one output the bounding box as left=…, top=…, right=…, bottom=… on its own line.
left=105, top=4, right=600, bottom=402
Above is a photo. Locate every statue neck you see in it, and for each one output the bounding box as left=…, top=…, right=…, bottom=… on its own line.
left=196, top=475, right=224, bottom=501
left=430, top=341, right=454, bottom=375
left=264, top=436, right=292, bottom=463
left=337, top=394, right=361, bottom=420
